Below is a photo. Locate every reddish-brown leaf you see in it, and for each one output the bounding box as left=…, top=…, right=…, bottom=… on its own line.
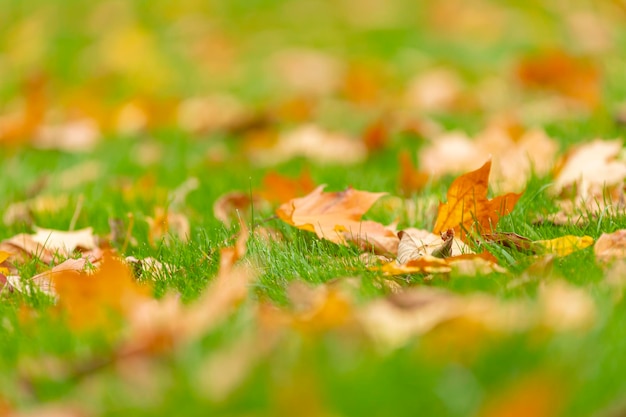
left=433, top=160, right=521, bottom=242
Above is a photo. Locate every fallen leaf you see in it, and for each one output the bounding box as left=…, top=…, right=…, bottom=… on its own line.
left=552, top=139, right=626, bottom=199
left=258, top=170, right=316, bottom=205
left=121, top=224, right=254, bottom=355
left=405, top=68, right=463, bottom=112
left=0, top=227, right=98, bottom=264
left=396, top=228, right=471, bottom=264
left=517, top=49, right=600, bottom=108
left=277, top=185, right=399, bottom=255
left=362, top=117, right=390, bottom=152
left=480, top=232, right=535, bottom=252
left=398, top=151, right=429, bottom=197
left=477, top=372, right=566, bottom=417
left=270, top=48, right=344, bottom=96
left=146, top=207, right=190, bottom=245
left=213, top=192, right=267, bottom=227
left=594, top=230, right=626, bottom=263
left=52, top=250, right=149, bottom=331
left=539, top=281, right=595, bottom=331
left=433, top=160, right=522, bottom=242
left=33, top=118, right=100, bottom=153
left=250, top=124, right=368, bottom=166
left=31, top=226, right=98, bottom=255
left=420, top=124, right=557, bottom=192
left=534, top=235, right=594, bottom=257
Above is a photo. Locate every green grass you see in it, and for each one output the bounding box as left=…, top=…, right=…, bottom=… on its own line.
left=3, top=0, right=626, bottom=415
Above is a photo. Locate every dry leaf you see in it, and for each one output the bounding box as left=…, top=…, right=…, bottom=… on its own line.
left=420, top=124, right=557, bottom=192
left=213, top=192, right=267, bottom=227
left=270, top=49, right=344, bottom=96
left=258, top=170, right=316, bottom=205
left=31, top=227, right=98, bottom=255
left=552, top=139, right=626, bottom=199
left=277, top=185, right=399, bottom=255
left=433, top=160, right=522, bottom=242
left=250, top=124, right=368, bottom=166
left=146, top=207, right=190, bottom=245
left=398, top=151, right=429, bottom=197
left=52, top=250, right=150, bottom=331
left=594, top=230, right=626, bottom=263
left=477, top=372, right=566, bottom=417
left=481, top=232, right=534, bottom=252
left=404, top=68, right=463, bottom=112
left=34, top=118, right=100, bottom=153
left=517, top=49, right=600, bottom=108
left=396, top=228, right=471, bottom=264
left=122, top=225, right=254, bottom=355
left=0, top=227, right=98, bottom=264
left=534, top=235, right=594, bottom=257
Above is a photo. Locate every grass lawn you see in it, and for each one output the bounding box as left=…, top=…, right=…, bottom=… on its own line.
left=2, top=1, right=626, bottom=416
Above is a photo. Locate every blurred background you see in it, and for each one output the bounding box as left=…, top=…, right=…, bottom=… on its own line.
left=1, top=0, right=625, bottom=152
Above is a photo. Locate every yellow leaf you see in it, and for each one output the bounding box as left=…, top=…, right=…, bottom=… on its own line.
left=535, top=235, right=594, bottom=256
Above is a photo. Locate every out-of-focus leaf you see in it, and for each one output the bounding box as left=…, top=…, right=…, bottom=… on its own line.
left=534, top=235, right=594, bottom=257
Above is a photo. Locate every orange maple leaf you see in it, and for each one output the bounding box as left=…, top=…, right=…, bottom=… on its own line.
left=433, top=160, right=521, bottom=242
left=277, top=185, right=399, bottom=255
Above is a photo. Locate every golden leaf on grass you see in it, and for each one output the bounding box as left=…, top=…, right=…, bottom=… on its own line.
left=52, top=250, right=149, bottom=331
left=594, top=230, right=626, bottom=263
left=433, top=160, right=521, bottom=242
left=534, top=235, right=594, bottom=257
left=277, top=185, right=399, bottom=255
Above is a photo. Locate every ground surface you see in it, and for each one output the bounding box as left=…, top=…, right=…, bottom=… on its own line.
left=2, top=1, right=626, bottom=416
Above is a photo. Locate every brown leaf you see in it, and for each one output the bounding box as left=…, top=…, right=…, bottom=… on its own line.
left=433, top=160, right=521, bottom=242
left=277, top=185, right=399, bottom=255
